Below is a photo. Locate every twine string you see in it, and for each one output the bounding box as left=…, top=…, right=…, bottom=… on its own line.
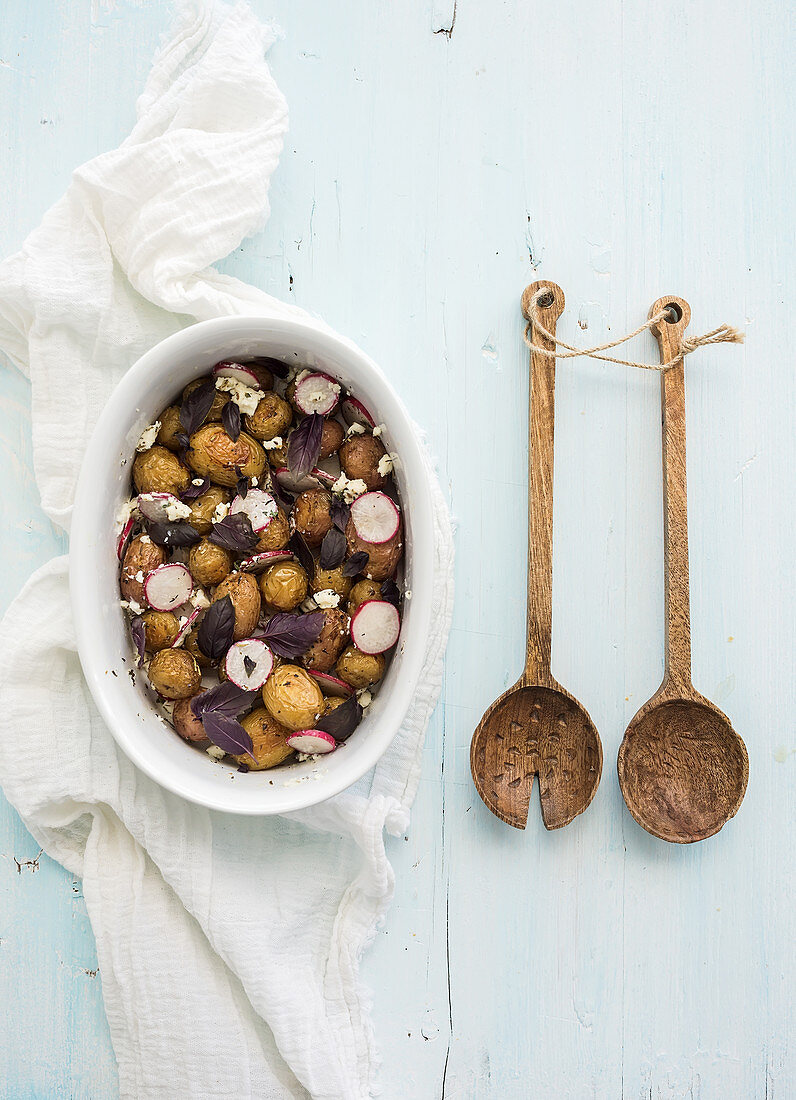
left=524, top=287, right=744, bottom=371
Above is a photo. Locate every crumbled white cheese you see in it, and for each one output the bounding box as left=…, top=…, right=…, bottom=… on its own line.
left=404, top=590, right=412, bottom=600
left=120, top=599, right=144, bottom=615
left=136, top=421, right=161, bottom=452
left=296, top=751, right=320, bottom=763
left=331, top=474, right=368, bottom=503
left=345, top=422, right=366, bottom=437
left=163, top=498, right=192, bottom=522
left=372, top=424, right=385, bottom=438
left=191, top=588, right=211, bottom=610
left=251, top=477, right=259, bottom=486
left=377, top=453, right=396, bottom=477
left=206, top=745, right=226, bottom=761
left=116, top=498, right=138, bottom=527
left=358, top=689, right=373, bottom=709
left=191, top=478, right=204, bottom=486
left=295, top=369, right=312, bottom=385
left=314, top=589, right=341, bottom=609
left=214, top=376, right=265, bottom=417
left=139, top=534, right=151, bottom=545
left=134, top=570, right=145, bottom=583
left=212, top=501, right=231, bottom=524
left=262, top=436, right=283, bottom=451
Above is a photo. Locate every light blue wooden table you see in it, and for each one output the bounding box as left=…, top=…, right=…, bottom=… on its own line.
left=1, top=2, right=793, bottom=1097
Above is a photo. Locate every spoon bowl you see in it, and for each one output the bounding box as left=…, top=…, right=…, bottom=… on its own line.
left=619, top=694, right=747, bottom=843
left=472, top=682, right=602, bottom=829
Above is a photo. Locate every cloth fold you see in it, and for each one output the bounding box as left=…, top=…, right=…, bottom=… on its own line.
left=0, top=4, right=454, bottom=1098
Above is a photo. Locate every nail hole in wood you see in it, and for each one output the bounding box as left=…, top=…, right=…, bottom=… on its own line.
left=664, top=303, right=683, bottom=323
left=537, top=290, right=554, bottom=308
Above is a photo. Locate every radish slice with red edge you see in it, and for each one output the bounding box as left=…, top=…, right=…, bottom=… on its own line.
left=349, top=492, right=400, bottom=544
left=212, top=361, right=260, bottom=387
left=341, top=397, right=375, bottom=429
left=144, top=563, right=193, bottom=611
left=229, top=488, right=278, bottom=533
left=274, top=467, right=322, bottom=494
left=172, top=608, right=200, bottom=647
left=350, top=599, right=400, bottom=654
left=224, top=639, right=274, bottom=690
left=293, top=373, right=341, bottom=416
left=308, top=671, right=354, bottom=698
left=137, top=492, right=192, bottom=524
left=286, top=730, right=337, bottom=755
left=312, top=466, right=336, bottom=488
left=239, top=550, right=295, bottom=573
left=116, top=517, right=135, bottom=561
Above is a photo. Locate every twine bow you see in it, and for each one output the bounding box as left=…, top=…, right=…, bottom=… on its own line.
left=524, top=287, right=744, bottom=370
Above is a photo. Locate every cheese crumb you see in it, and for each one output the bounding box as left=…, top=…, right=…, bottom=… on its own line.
left=377, top=453, right=396, bottom=477
left=191, top=588, right=211, bottom=610
left=262, top=436, right=283, bottom=451
left=331, top=474, right=368, bottom=503
left=136, top=421, right=161, bottom=452
left=314, top=589, right=341, bottom=609
left=214, top=376, right=265, bottom=417
left=139, top=534, right=151, bottom=545
left=372, top=424, right=385, bottom=438
left=120, top=599, right=144, bottom=615
left=134, top=570, right=145, bottom=583
left=206, top=745, right=226, bottom=761
left=164, top=498, right=192, bottom=522
left=192, top=478, right=204, bottom=486
left=212, top=502, right=231, bottom=524
left=346, top=422, right=366, bottom=437
left=358, top=689, right=373, bottom=708
left=116, top=498, right=138, bottom=526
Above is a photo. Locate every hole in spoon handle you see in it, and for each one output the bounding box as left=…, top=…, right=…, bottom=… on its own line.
left=521, top=282, right=565, bottom=682
left=649, top=295, right=694, bottom=694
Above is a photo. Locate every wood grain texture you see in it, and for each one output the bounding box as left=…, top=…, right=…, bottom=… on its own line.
left=0, top=1, right=794, bottom=1097
left=471, top=283, right=603, bottom=831
left=618, top=299, right=749, bottom=843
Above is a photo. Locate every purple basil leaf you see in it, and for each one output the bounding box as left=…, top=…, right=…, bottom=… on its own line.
left=261, top=611, right=324, bottom=659
left=247, top=355, right=290, bottom=380
left=342, top=551, right=369, bottom=577
left=201, top=712, right=254, bottom=759
left=235, top=468, right=249, bottom=500
left=181, top=476, right=210, bottom=501
left=287, top=412, right=323, bottom=479
left=270, top=478, right=294, bottom=512
left=222, top=399, right=242, bottom=442
left=243, top=654, right=257, bottom=677
left=319, top=528, right=346, bottom=570
left=208, top=513, right=259, bottom=553
left=197, top=596, right=236, bottom=661
left=289, top=530, right=315, bottom=575
left=380, top=579, right=401, bottom=606
left=179, top=379, right=216, bottom=435
left=191, top=679, right=259, bottom=720
left=147, top=521, right=202, bottom=549
left=175, top=431, right=191, bottom=451
left=315, top=694, right=363, bottom=742
left=130, top=615, right=146, bottom=667
left=330, top=498, right=350, bottom=532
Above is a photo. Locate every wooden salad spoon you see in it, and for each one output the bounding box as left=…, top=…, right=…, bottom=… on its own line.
left=617, top=296, right=748, bottom=843
left=470, top=282, right=603, bottom=829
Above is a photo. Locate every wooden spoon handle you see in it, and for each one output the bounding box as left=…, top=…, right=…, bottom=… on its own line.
left=649, top=295, right=694, bottom=695
left=520, top=282, right=565, bottom=683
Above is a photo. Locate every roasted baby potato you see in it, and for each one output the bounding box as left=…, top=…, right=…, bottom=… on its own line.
left=187, top=485, right=230, bottom=535
left=141, top=610, right=180, bottom=652
left=148, top=648, right=201, bottom=700
left=259, top=561, right=308, bottom=611
left=120, top=535, right=166, bottom=605
left=172, top=697, right=209, bottom=744
left=261, top=664, right=324, bottom=731
left=132, top=445, right=191, bottom=496
left=246, top=392, right=292, bottom=442
left=187, top=424, right=266, bottom=488
left=335, top=645, right=385, bottom=689
left=339, top=433, right=388, bottom=491
left=189, top=539, right=233, bottom=588
left=212, top=572, right=261, bottom=641
left=292, top=488, right=333, bottom=546
left=234, top=708, right=294, bottom=770
left=301, top=608, right=349, bottom=673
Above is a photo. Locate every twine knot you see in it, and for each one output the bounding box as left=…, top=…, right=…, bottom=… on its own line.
left=524, top=287, right=744, bottom=371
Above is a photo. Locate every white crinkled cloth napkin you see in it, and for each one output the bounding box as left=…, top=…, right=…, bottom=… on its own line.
left=0, top=4, right=454, bottom=1098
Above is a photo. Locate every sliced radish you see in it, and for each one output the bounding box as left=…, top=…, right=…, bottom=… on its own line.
left=224, top=638, right=274, bottom=690
left=239, top=550, right=295, bottom=573
left=172, top=608, right=200, bottom=647
left=350, top=600, right=400, bottom=654
left=308, top=671, right=354, bottom=698
left=349, top=492, right=401, bottom=544
left=312, top=466, right=336, bottom=488
left=286, top=730, right=337, bottom=755
left=212, top=360, right=260, bottom=386
left=229, top=488, right=278, bottom=533
left=275, top=467, right=322, bottom=494
left=293, top=372, right=341, bottom=416
left=341, top=397, right=375, bottom=429
left=144, top=563, right=193, bottom=611
left=137, top=492, right=192, bottom=525
left=116, top=517, right=135, bottom=561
